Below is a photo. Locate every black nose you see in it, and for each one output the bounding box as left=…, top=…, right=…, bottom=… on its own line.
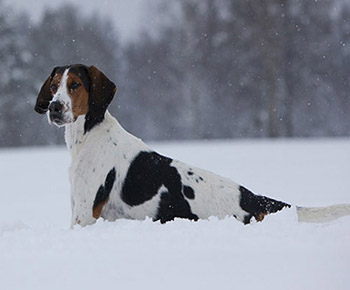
left=48, top=101, right=63, bottom=114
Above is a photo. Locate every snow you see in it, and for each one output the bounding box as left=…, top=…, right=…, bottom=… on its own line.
left=1, top=139, right=350, bottom=290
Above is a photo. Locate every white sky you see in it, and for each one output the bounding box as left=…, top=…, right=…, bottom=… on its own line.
left=4, top=0, right=150, bottom=43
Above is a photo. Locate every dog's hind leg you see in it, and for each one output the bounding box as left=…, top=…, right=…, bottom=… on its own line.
left=239, top=186, right=350, bottom=224
left=239, top=186, right=291, bottom=224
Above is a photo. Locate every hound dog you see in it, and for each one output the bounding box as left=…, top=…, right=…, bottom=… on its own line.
left=34, top=64, right=350, bottom=227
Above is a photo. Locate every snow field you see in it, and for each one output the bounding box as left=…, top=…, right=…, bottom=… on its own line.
left=0, top=139, right=350, bottom=290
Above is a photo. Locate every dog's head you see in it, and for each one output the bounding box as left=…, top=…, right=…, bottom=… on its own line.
left=35, top=64, right=117, bottom=127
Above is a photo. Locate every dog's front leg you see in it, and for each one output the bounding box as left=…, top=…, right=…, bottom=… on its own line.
left=70, top=165, right=116, bottom=228
left=71, top=199, right=97, bottom=228
left=70, top=192, right=97, bottom=228
left=69, top=174, right=99, bottom=228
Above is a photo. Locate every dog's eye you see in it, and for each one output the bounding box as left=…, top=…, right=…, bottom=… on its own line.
left=50, top=84, right=57, bottom=92
left=70, top=83, right=81, bottom=90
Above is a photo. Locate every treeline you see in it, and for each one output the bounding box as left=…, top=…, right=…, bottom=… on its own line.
left=0, top=0, right=350, bottom=147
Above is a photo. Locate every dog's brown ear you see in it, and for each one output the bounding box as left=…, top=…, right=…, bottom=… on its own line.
left=34, top=67, right=58, bottom=114
left=87, top=65, right=117, bottom=122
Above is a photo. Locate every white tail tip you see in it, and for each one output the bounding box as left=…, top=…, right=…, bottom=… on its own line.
left=297, top=204, right=350, bottom=223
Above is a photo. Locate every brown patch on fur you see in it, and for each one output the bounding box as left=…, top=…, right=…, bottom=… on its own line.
left=49, top=74, right=62, bottom=97
left=256, top=212, right=268, bottom=222
left=67, top=72, right=89, bottom=119
left=51, top=72, right=63, bottom=88
left=92, top=199, right=108, bottom=219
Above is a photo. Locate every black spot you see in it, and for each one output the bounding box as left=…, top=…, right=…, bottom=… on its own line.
left=113, top=142, right=117, bottom=146
left=199, top=177, right=203, bottom=181
left=121, top=151, right=198, bottom=223
left=157, top=191, right=198, bottom=223
left=121, top=152, right=166, bottom=206
left=104, top=168, right=116, bottom=194
left=93, top=167, right=116, bottom=212
left=187, top=171, right=194, bottom=176
left=183, top=186, right=195, bottom=199
left=239, top=186, right=290, bottom=224
left=84, top=111, right=104, bottom=133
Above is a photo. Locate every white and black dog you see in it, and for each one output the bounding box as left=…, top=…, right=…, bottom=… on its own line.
left=35, top=64, right=350, bottom=227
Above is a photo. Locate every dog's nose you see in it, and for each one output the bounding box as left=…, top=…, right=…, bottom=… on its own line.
left=48, top=101, right=63, bottom=114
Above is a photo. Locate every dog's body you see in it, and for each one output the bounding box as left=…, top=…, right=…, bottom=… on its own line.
left=35, top=64, right=350, bottom=227
left=66, top=111, right=289, bottom=226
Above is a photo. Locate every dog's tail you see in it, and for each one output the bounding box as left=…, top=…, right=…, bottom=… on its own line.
left=296, top=204, right=350, bottom=223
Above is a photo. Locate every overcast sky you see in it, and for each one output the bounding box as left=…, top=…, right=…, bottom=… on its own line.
left=4, top=0, right=152, bottom=43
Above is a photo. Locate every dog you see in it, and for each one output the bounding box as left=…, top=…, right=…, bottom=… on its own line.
left=34, top=64, right=350, bottom=227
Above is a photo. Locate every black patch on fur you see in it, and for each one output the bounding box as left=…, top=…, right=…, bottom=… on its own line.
left=187, top=171, right=193, bottom=176
left=183, top=186, right=195, bottom=199
left=93, top=167, right=116, bottom=211
left=84, top=67, right=116, bottom=134
left=54, top=66, right=70, bottom=77
left=69, top=65, right=90, bottom=92
left=243, top=214, right=253, bottom=225
left=84, top=112, right=104, bottom=133
left=157, top=191, right=198, bottom=223
left=239, top=186, right=290, bottom=224
left=121, top=151, right=198, bottom=223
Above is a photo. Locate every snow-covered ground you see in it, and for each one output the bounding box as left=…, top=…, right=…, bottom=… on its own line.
left=1, top=139, right=350, bottom=290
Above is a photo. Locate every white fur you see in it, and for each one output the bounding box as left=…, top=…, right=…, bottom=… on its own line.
left=48, top=69, right=74, bottom=126
left=172, top=160, right=246, bottom=221
left=297, top=204, right=350, bottom=223
left=65, top=111, right=250, bottom=227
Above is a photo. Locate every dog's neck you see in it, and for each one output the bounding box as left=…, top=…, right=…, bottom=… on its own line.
left=64, top=111, right=111, bottom=158
left=65, top=110, right=149, bottom=161
left=64, top=114, right=86, bottom=158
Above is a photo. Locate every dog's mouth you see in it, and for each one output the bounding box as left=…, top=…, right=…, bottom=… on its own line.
left=48, top=101, right=73, bottom=127
left=49, top=113, right=66, bottom=127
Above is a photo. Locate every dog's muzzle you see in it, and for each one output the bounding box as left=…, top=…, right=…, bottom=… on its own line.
left=48, top=101, right=65, bottom=126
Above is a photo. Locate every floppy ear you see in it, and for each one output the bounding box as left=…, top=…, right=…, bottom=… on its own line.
left=34, top=67, right=58, bottom=114
left=87, top=65, right=117, bottom=121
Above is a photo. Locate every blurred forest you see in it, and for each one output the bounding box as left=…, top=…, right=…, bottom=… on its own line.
left=0, top=0, right=350, bottom=147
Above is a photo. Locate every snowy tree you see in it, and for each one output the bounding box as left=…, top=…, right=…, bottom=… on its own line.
left=124, top=0, right=350, bottom=140
left=0, top=3, right=34, bottom=146
left=1, top=0, right=350, bottom=147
